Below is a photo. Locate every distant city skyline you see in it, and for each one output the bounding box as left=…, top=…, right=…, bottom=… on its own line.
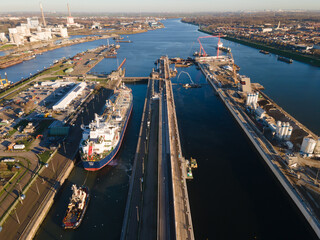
left=1, top=0, right=320, bottom=13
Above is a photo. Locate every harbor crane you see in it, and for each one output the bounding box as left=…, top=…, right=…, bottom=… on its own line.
left=197, top=34, right=222, bottom=57
left=228, top=51, right=239, bottom=85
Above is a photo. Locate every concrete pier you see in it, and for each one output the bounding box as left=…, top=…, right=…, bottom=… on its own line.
left=197, top=60, right=320, bottom=239
left=121, top=77, right=157, bottom=239
left=121, top=56, right=194, bottom=240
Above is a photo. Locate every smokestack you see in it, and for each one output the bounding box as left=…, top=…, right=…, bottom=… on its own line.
left=40, top=2, right=46, bottom=27
left=67, top=3, right=71, bottom=17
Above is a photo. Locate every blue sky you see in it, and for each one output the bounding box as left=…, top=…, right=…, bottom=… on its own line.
left=2, top=0, right=320, bottom=12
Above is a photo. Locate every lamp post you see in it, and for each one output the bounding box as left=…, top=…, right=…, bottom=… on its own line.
left=136, top=206, right=139, bottom=222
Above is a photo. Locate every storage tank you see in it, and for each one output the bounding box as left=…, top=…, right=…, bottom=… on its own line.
left=279, top=122, right=286, bottom=139
left=253, top=92, right=259, bottom=105
left=249, top=93, right=254, bottom=105
left=284, top=126, right=293, bottom=140
left=246, top=94, right=251, bottom=105
left=276, top=121, right=281, bottom=137
left=283, top=122, right=289, bottom=139
left=300, top=137, right=317, bottom=154
left=247, top=93, right=253, bottom=105
left=313, top=138, right=320, bottom=155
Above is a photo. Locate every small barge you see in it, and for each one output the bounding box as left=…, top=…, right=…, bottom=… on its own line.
left=278, top=56, right=293, bottom=63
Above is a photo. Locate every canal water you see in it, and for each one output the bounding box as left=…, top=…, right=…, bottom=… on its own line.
left=3, top=19, right=318, bottom=239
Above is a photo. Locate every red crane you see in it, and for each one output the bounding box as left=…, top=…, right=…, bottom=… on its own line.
left=117, top=58, right=126, bottom=71
left=197, top=34, right=221, bottom=57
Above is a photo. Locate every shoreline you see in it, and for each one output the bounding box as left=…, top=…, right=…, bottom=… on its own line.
left=197, top=28, right=320, bottom=67
left=0, top=35, right=112, bottom=69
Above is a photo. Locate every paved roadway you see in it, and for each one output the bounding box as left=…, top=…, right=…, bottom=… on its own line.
left=121, top=76, right=174, bottom=240
left=121, top=78, right=154, bottom=240
left=122, top=56, right=194, bottom=240
left=139, top=79, right=159, bottom=239
left=70, top=46, right=107, bottom=76
left=0, top=151, right=38, bottom=221
left=158, top=79, right=174, bottom=240
left=165, top=79, right=194, bottom=240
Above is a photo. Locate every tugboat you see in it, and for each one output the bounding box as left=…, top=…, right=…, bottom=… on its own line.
left=183, top=83, right=201, bottom=88
left=62, top=185, right=90, bottom=229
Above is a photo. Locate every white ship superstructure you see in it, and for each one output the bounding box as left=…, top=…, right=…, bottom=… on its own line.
left=80, top=83, right=132, bottom=170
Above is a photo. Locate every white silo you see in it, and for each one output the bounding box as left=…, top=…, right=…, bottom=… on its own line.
left=314, top=138, right=320, bottom=156
left=249, top=93, right=253, bottom=105
left=246, top=93, right=251, bottom=105
left=251, top=92, right=256, bottom=105
left=276, top=121, right=282, bottom=137
left=279, top=122, right=286, bottom=139
left=284, top=126, right=293, bottom=140
left=253, top=92, right=259, bottom=105
left=300, top=137, right=317, bottom=154
left=283, top=122, right=289, bottom=139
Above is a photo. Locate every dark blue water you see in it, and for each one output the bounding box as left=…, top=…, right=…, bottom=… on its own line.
left=0, top=37, right=110, bottom=82
left=5, top=19, right=317, bottom=239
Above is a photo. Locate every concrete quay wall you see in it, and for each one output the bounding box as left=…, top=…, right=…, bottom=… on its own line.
left=21, top=160, right=75, bottom=240
left=165, top=79, right=195, bottom=240
left=198, top=63, right=320, bottom=239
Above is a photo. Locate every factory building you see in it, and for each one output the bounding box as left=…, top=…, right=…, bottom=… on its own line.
left=52, top=82, right=86, bottom=111
left=0, top=33, right=8, bottom=43
left=240, top=76, right=252, bottom=93
left=8, top=28, right=24, bottom=45
left=59, top=27, right=68, bottom=38
left=31, top=27, right=52, bottom=41
left=27, top=17, right=39, bottom=28
left=255, top=106, right=266, bottom=118
left=40, top=81, right=74, bottom=88
left=9, top=24, right=31, bottom=45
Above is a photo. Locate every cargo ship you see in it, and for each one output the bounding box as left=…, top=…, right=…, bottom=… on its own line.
left=80, top=83, right=133, bottom=171
left=62, top=185, right=90, bottom=229
left=278, top=56, right=293, bottom=63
